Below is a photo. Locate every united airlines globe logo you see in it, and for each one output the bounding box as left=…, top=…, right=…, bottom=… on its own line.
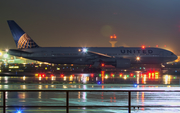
left=17, top=33, right=38, bottom=49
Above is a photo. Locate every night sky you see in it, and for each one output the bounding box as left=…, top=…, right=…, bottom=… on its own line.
left=1, top=0, right=180, bottom=54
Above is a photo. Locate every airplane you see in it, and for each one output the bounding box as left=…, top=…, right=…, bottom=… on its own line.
left=7, top=20, right=177, bottom=69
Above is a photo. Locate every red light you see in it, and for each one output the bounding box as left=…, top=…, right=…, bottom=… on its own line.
left=72, top=74, right=75, bottom=77
left=130, top=73, right=133, bottom=77
left=164, top=45, right=166, bottom=47
left=51, top=74, right=54, bottom=77
left=156, top=45, right=158, bottom=47
left=101, top=71, right=105, bottom=74
left=101, top=63, right=105, bottom=67
left=119, top=73, right=123, bottom=77
left=141, top=45, right=145, bottom=49
left=91, top=74, right=94, bottom=77
left=60, top=74, right=64, bottom=78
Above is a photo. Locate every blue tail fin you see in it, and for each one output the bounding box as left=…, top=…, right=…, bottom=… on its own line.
left=7, top=20, right=39, bottom=49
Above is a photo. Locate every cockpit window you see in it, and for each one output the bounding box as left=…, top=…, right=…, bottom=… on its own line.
left=171, top=53, right=174, bottom=55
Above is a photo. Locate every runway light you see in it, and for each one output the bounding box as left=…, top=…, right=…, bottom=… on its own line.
left=130, top=73, right=133, bottom=77
left=38, top=74, right=41, bottom=77
left=119, top=73, right=123, bottom=77
left=98, top=81, right=101, bottom=85
left=16, top=110, right=22, bottom=113
left=134, top=84, right=137, bottom=87
left=42, top=74, right=45, bottom=77
left=3, top=54, right=8, bottom=58
left=51, top=74, right=54, bottom=77
left=60, top=74, right=64, bottom=78
left=91, top=74, right=94, bottom=77
left=101, top=63, right=105, bottom=67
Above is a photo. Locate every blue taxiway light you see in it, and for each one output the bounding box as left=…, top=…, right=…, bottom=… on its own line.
left=98, top=81, right=101, bottom=85
left=16, top=111, right=22, bottom=113
left=133, top=84, right=137, bottom=87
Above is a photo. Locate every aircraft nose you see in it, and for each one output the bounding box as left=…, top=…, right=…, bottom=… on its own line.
left=174, top=55, right=178, bottom=60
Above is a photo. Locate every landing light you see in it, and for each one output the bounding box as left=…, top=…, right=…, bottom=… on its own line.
left=82, top=48, right=88, bottom=53
left=136, top=56, right=140, bottom=61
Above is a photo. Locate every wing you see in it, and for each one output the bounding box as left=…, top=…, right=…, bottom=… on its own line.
left=88, top=50, right=113, bottom=58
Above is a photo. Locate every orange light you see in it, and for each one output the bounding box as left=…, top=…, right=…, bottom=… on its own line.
left=60, top=74, right=64, bottom=78
left=110, top=36, right=113, bottom=38
left=130, top=73, right=133, bottom=77
left=38, top=74, right=41, bottom=77
left=114, top=34, right=116, bottom=38
left=164, top=45, right=166, bottom=47
left=142, top=45, right=145, bottom=49
left=91, top=74, right=94, bottom=77
left=148, top=72, right=151, bottom=79
left=51, top=74, right=54, bottom=77
left=156, top=45, right=158, bottom=47
left=101, top=63, right=105, bottom=67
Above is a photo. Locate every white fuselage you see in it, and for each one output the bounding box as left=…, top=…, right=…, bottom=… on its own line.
left=8, top=47, right=177, bottom=65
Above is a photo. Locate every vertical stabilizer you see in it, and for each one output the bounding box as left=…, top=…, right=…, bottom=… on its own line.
left=7, top=20, right=39, bottom=49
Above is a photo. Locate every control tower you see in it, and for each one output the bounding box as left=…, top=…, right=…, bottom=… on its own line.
left=109, top=34, right=117, bottom=47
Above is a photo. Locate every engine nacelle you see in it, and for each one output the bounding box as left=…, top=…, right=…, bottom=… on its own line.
left=116, top=59, right=131, bottom=68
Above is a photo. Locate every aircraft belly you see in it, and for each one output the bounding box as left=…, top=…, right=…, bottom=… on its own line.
left=131, top=57, right=164, bottom=64
left=25, top=57, right=87, bottom=64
